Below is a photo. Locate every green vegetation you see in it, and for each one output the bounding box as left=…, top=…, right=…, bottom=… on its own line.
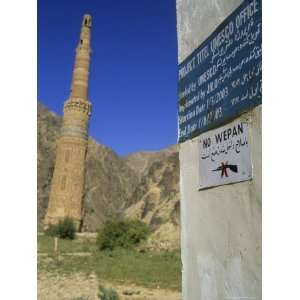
left=45, top=217, right=76, bottom=239
left=38, top=219, right=180, bottom=291
left=94, top=249, right=181, bottom=290
left=96, top=219, right=150, bottom=251
left=38, top=236, right=181, bottom=291
left=98, top=286, right=120, bottom=300
left=38, top=235, right=97, bottom=253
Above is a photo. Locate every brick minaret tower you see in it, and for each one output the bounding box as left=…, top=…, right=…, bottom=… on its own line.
left=44, top=14, right=92, bottom=230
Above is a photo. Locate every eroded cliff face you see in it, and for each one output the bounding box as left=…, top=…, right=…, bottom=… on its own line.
left=81, top=139, right=139, bottom=231
left=124, top=149, right=180, bottom=250
left=123, top=145, right=178, bottom=182
left=37, top=102, right=62, bottom=230
left=38, top=101, right=180, bottom=248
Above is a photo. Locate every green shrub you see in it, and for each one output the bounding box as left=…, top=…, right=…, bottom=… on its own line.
left=45, top=224, right=58, bottom=237
left=98, top=286, right=120, bottom=300
left=45, top=217, right=76, bottom=240
left=96, top=219, right=150, bottom=251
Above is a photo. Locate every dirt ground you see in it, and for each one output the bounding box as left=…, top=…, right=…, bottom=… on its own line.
left=38, top=272, right=181, bottom=300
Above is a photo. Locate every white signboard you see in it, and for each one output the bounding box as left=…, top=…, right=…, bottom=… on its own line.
left=199, top=119, right=252, bottom=189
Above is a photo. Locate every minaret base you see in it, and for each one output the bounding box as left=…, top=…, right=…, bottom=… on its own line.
left=44, top=214, right=82, bottom=232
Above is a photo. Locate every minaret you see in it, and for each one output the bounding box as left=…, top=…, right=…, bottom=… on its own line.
left=44, top=14, right=92, bottom=230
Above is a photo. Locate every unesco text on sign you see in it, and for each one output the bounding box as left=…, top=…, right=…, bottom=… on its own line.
left=198, top=118, right=252, bottom=189
left=178, top=0, right=262, bottom=143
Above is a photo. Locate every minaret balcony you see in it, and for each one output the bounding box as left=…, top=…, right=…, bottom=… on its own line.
left=64, top=98, right=91, bottom=116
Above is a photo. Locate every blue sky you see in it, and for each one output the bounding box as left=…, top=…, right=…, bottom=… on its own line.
left=38, top=0, right=178, bottom=156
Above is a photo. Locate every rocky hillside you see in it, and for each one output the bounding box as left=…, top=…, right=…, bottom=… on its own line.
left=124, top=149, right=180, bottom=250
left=82, top=139, right=138, bottom=232
left=37, top=102, right=180, bottom=248
left=123, top=145, right=178, bottom=182
left=37, top=103, right=62, bottom=230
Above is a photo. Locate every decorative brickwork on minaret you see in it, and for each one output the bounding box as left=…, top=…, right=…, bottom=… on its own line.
left=44, top=14, right=92, bottom=230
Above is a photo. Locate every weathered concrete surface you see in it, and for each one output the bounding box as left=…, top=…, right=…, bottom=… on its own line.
left=176, top=0, right=243, bottom=63
left=176, top=1, right=261, bottom=299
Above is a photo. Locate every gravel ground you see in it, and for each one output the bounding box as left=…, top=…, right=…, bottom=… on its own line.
left=38, top=271, right=181, bottom=300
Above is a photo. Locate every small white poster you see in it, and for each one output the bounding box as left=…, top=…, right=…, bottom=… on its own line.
left=199, top=119, right=252, bottom=189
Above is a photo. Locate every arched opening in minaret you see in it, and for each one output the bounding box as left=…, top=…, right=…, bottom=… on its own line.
left=80, top=39, right=83, bottom=44
left=84, top=19, right=88, bottom=25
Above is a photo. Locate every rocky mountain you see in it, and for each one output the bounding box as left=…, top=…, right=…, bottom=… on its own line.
left=37, top=103, right=62, bottom=230
left=123, top=145, right=178, bottom=182
left=82, top=139, right=138, bottom=232
left=124, top=149, right=180, bottom=250
left=37, top=102, right=180, bottom=248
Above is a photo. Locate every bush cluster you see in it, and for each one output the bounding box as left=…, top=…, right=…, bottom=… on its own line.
left=96, top=219, right=150, bottom=251
left=98, top=286, right=120, bottom=300
left=45, top=217, right=76, bottom=240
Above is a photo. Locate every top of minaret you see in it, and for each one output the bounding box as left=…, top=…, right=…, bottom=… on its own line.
left=82, top=14, right=92, bottom=28
left=68, top=14, right=92, bottom=101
